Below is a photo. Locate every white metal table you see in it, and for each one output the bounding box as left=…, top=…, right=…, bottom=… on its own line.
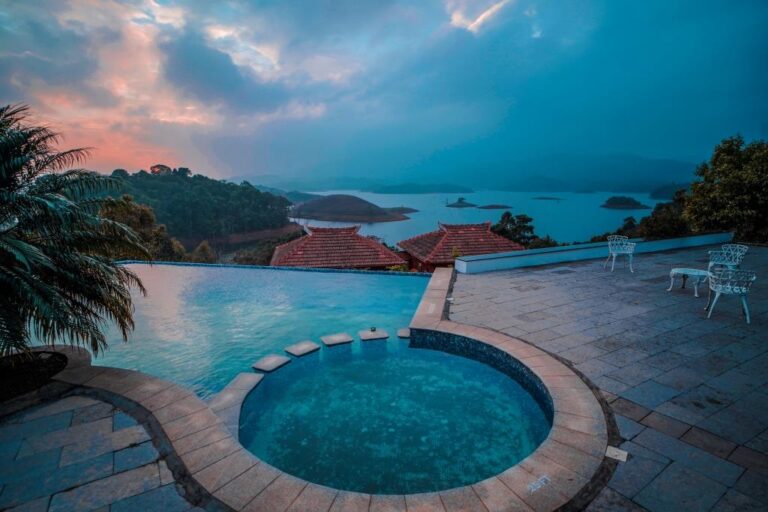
left=667, top=268, right=709, bottom=297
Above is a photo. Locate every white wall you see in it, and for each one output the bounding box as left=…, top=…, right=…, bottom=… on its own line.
left=455, top=232, right=734, bottom=274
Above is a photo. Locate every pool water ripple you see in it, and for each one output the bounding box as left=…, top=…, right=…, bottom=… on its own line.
left=96, top=264, right=427, bottom=398
left=239, top=341, right=551, bottom=494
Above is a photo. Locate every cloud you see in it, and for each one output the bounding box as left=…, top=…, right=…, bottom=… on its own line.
left=0, top=0, right=766, bottom=183
left=448, top=0, right=514, bottom=34
left=159, top=29, right=292, bottom=113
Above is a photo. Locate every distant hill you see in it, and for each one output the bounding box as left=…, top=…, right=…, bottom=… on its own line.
left=447, top=197, right=477, bottom=208
left=601, top=196, right=651, bottom=209
left=291, top=194, right=411, bottom=222
left=650, top=183, right=690, bottom=199
left=248, top=184, right=321, bottom=204
left=477, top=204, right=511, bottom=209
left=368, top=183, right=474, bottom=194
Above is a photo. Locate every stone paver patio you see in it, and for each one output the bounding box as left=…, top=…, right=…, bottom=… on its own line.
left=0, top=395, right=199, bottom=511
left=451, top=245, right=768, bottom=511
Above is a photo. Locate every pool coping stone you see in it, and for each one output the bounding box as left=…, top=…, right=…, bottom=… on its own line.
left=251, top=355, right=291, bottom=373
left=284, top=341, right=321, bottom=357
left=358, top=330, right=389, bottom=341
left=320, top=333, right=354, bottom=346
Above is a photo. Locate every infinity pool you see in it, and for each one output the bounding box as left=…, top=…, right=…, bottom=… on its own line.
left=239, top=340, right=551, bottom=494
left=99, top=264, right=427, bottom=397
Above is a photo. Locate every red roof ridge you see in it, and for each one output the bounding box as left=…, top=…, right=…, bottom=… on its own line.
left=271, top=225, right=404, bottom=268
left=397, top=221, right=523, bottom=265
left=438, top=222, right=492, bottom=231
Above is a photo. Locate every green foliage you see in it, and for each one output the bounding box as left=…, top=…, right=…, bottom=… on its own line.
left=0, top=104, right=147, bottom=356
left=590, top=216, right=640, bottom=242
left=491, top=211, right=540, bottom=247
left=100, top=195, right=187, bottom=261
left=528, top=235, right=560, bottom=249
left=685, top=135, right=768, bottom=241
left=110, top=169, right=291, bottom=240
left=232, top=231, right=304, bottom=266
left=638, top=190, right=691, bottom=240
left=190, top=240, right=217, bottom=263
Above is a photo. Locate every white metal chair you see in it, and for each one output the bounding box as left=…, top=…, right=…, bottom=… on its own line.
left=708, top=244, right=749, bottom=273
left=604, top=235, right=636, bottom=272
left=705, top=269, right=757, bottom=324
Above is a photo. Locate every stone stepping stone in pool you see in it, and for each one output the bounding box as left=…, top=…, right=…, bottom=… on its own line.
left=320, top=333, right=354, bottom=346
left=252, top=354, right=291, bottom=372
left=285, top=340, right=321, bottom=357
left=359, top=329, right=389, bottom=341
left=397, top=328, right=410, bottom=339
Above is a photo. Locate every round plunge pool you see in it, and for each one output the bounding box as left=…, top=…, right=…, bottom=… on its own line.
left=238, top=340, right=552, bottom=494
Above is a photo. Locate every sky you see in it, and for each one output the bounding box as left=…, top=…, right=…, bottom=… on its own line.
left=1, top=0, right=767, bottom=186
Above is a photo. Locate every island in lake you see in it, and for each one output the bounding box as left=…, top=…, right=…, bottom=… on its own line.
left=477, top=204, right=511, bottom=209
left=386, top=206, right=419, bottom=215
left=290, top=194, right=414, bottom=222
left=369, top=182, right=474, bottom=194
left=533, top=196, right=563, bottom=201
left=601, top=196, right=651, bottom=209
left=446, top=197, right=477, bottom=208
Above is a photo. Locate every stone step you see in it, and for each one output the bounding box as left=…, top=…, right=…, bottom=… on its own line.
left=251, top=355, right=291, bottom=372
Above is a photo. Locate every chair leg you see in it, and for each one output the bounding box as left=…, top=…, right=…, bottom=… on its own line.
left=611, top=254, right=616, bottom=272
left=603, top=255, right=610, bottom=269
left=667, top=272, right=675, bottom=292
left=705, top=286, right=713, bottom=310
left=741, top=296, right=751, bottom=324
left=707, top=292, right=721, bottom=319
left=629, top=254, right=634, bottom=273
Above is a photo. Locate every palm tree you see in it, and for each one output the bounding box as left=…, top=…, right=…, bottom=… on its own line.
left=0, top=104, right=148, bottom=356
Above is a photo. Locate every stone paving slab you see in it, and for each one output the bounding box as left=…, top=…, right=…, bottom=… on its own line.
left=0, top=393, right=197, bottom=512
left=451, top=245, right=768, bottom=510
left=48, top=461, right=160, bottom=512
left=635, top=462, right=727, bottom=512
left=321, top=332, right=354, bottom=346
left=284, top=340, right=321, bottom=357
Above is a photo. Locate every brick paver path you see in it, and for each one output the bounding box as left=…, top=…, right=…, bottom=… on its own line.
left=0, top=395, right=200, bottom=511
left=451, top=245, right=768, bottom=511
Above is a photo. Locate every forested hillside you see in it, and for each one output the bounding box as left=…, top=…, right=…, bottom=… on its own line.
left=110, top=168, right=290, bottom=240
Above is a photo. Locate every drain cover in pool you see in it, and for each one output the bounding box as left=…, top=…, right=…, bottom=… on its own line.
left=238, top=341, right=551, bottom=494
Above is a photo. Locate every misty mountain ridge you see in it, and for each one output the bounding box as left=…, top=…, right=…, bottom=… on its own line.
left=231, top=153, right=695, bottom=194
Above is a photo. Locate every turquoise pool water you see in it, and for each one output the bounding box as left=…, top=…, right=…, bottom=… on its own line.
left=239, top=340, right=551, bottom=494
left=98, top=264, right=427, bottom=398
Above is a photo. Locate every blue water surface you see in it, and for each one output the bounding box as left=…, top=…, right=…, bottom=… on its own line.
left=239, top=340, right=551, bottom=494
left=97, top=264, right=427, bottom=397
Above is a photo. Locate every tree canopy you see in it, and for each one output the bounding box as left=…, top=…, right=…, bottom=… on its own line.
left=110, top=169, right=291, bottom=241
left=685, top=136, right=767, bottom=241
left=491, top=211, right=559, bottom=248
left=0, top=105, right=146, bottom=355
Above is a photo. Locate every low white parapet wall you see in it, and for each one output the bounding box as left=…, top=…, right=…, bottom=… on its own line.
left=455, top=232, right=734, bottom=274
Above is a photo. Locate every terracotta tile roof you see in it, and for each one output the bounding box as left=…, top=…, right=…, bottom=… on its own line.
left=270, top=226, right=406, bottom=269
left=397, top=222, right=524, bottom=265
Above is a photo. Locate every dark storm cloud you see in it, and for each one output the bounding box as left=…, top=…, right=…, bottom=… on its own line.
left=159, top=29, right=291, bottom=112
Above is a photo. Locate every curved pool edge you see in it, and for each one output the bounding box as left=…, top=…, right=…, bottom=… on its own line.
left=408, top=268, right=615, bottom=510
left=31, top=266, right=613, bottom=512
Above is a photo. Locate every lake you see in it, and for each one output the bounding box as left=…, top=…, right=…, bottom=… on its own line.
left=292, top=190, right=662, bottom=245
